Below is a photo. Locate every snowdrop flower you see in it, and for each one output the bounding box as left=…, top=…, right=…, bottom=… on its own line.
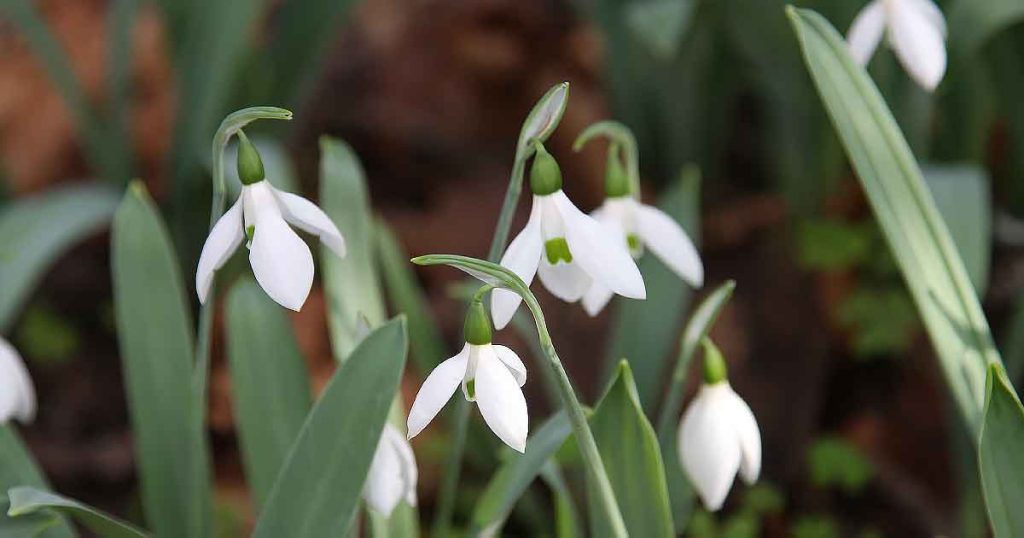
left=582, top=150, right=703, bottom=315
left=846, top=0, right=947, bottom=91
left=0, top=337, right=36, bottom=424
left=196, top=131, right=345, bottom=311
left=492, top=143, right=646, bottom=329
left=408, top=299, right=529, bottom=452
left=678, top=339, right=760, bottom=511
left=363, top=423, right=418, bottom=516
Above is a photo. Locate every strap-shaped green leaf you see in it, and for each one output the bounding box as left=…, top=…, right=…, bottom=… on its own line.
left=589, top=362, right=673, bottom=537
left=787, top=7, right=1001, bottom=432
left=252, top=317, right=408, bottom=538
left=0, top=184, right=119, bottom=332
left=0, top=429, right=74, bottom=538
left=111, top=183, right=210, bottom=538
left=7, top=487, right=148, bottom=538
left=978, top=364, right=1024, bottom=537
left=226, top=278, right=312, bottom=510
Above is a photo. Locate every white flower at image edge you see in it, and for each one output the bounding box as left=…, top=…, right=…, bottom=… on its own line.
left=678, top=382, right=761, bottom=511
left=363, top=423, right=418, bottom=516
left=407, top=343, right=529, bottom=452
left=195, top=180, right=345, bottom=311
left=0, top=337, right=37, bottom=425
left=583, top=196, right=703, bottom=315
left=492, top=190, right=646, bottom=329
left=846, top=0, right=947, bottom=91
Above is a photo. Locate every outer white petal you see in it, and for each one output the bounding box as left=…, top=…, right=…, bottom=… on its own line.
left=249, top=209, right=315, bottom=311
left=364, top=426, right=405, bottom=516
left=551, top=191, right=646, bottom=299
left=907, top=0, right=946, bottom=37
left=0, top=338, right=36, bottom=424
left=727, top=389, right=762, bottom=484
left=635, top=203, right=704, bottom=287
left=195, top=197, right=244, bottom=303
left=474, top=346, right=528, bottom=452
left=492, top=345, right=527, bottom=387
left=537, top=260, right=592, bottom=302
left=272, top=187, right=347, bottom=258
left=679, top=384, right=741, bottom=511
left=887, top=0, right=947, bottom=91
left=381, top=425, right=418, bottom=507
left=581, top=282, right=615, bottom=316
left=846, top=0, right=886, bottom=65
left=407, top=346, right=469, bottom=439
left=493, top=201, right=543, bottom=329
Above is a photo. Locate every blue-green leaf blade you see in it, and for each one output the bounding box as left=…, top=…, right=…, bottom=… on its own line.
left=7, top=487, right=148, bottom=538
left=978, top=364, right=1024, bottom=538
left=0, top=429, right=73, bottom=538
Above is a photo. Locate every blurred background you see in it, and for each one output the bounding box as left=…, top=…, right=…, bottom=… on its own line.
left=1, top=0, right=1023, bottom=536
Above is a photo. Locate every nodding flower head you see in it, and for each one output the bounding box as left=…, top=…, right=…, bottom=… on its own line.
left=846, top=0, right=947, bottom=91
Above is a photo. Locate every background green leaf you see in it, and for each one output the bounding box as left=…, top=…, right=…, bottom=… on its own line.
left=978, top=364, right=1024, bottom=538
left=7, top=487, right=148, bottom=538
left=923, top=165, right=992, bottom=295
left=111, top=183, right=210, bottom=538
left=252, top=317, right=408, bottom=538
left=225, top=277, right=312, bottom=510
left=948, top=0, right=1024, bottom=57
left=0, top=429, right=73, bottom=538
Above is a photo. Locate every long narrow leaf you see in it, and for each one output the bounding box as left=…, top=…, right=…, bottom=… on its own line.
left=111, top=183, right=210, bottom=538
left=977, top=364, right=1024, bottom=537
left=0, top=429, right=73, bottom=538
left=252, top=317, right=408, bottom=538
left=7, top=487, right=148, bottom=538
left=225, top=278, right=312, bottom=510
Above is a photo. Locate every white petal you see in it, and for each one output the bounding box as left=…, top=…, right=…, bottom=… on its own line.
left=493, top=201, right=543, bottom=329
left=846, top=0, right=886, bottom=65
left=581, top=282, right=615, bottom=316
left=382, top=425, right=418, bottom=507
left=678, top=384, right=741, bottom=511
left=364, top=427, right=405, bottom=516
left=272, top=187, right=347, bottom=258
left=474, top=346, right=528, bottom=452
left=407, top=346, right=469, bottom=439
left=195, top=197, right=244, bottom=303
left=0, top=338, right=36, bottom=424
left=907, top=0, right=946, bottom=37
left=727, top=390, right=762, bottom=484
left=248, top=210, right=315, bottom=311
left=551, top=191, right=646, bottom=299
left=537, top=260, right=592, bottom=302
left=887, top=0, right=947, bottom=91
left=492, top=345, right=527, bottom=387
left=635, top=203, right=704, bottom=287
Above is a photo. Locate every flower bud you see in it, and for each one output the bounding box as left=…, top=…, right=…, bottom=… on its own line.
left=236, top=130, right=265, bottom=185
left=529, top=142, right=563, bottom=196
left=604, top=145, right=631, bottom=198
left=463, top=299, right=493, bottom=345
left=702, top=338, right=728, bottom=384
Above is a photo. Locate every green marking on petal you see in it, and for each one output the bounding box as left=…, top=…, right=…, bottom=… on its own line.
left=466, top=379, right=476, bottom=400
left=544, top=238, right=573, bottom=264
left=245, top=225, right=255, bottom=244
left=627, top=233, right=641, bottom=253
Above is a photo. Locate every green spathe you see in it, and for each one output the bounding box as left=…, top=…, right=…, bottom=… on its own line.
left=529, top=142, right=563, bottom=196
left=236, top=130, right=265, bottom=185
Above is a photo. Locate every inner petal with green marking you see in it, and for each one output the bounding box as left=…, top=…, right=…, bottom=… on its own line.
left=627, top=233, right=641, bottom=253
left=245, top=225, right=255, bottom=247
left=544, top=238, right=573, bottom=265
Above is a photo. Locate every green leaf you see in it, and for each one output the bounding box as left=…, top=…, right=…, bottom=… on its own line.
left=7, top=487, right=148, bottom=537
left=654, top=280, right=735, bottom=532
left=625, top=0, right=695, bottom=60
left=0, top=429, right=73, bottom=538
left=540, top=463, right=582, bottom=538
left=978, top=364, right=1024, bottom=538
left=923, top=165, right=991, bottom=295
left=319, top=137, right=386, bottom=361
left=589, top=362, right=673, bottom=537
left=469, top=412, right=572, bottom=534
left=225, top=277, right=312, bottom=510
left=252, top=317, right=408, bottom=538
left=605, top=167, right=701, bottom=410
left=787, top=7, right=1001, bottom=432
left=375, top=222, right=446, bottom=374
left=808, top=437, right=875, bottom=494
left=111, top=183, right=210, bottom=538
left=0, top=184, right=120, bottom=331
left=948, top=0, right=1024, bottom=58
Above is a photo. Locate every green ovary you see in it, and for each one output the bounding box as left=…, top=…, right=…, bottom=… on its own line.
left=544, top=238, right=573, bottom=264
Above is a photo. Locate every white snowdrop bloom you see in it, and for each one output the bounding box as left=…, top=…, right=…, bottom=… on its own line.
left=582, top=153, right=702, bottom=315
left=0, top=337, right=37, bottom=425
left=363, top=423, right=418, bottom=516
left=846, top=0, right=947, bottom=91
left=196, top=132, right=345, bottom=311
left=407, top=301, right=529, bottom=452
left=678, top=339, right=760, bottom=511
left=492, top=143, right=646, bottom=329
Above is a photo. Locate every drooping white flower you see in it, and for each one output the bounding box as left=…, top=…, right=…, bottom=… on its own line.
left=583, top=195, right=703, bottom=316
left=846, top=0, right=947, bottom=91
left=492, top=143, right=645, bottom=329
left=0, top=338, right=37, bottom=425
left=363, top=423, right=418, bottom=516
left=196, top=132, right=345, bottom=311
left=678, top=339, right=760, bottom=511
left=407, top=301, right=529, bottom=452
